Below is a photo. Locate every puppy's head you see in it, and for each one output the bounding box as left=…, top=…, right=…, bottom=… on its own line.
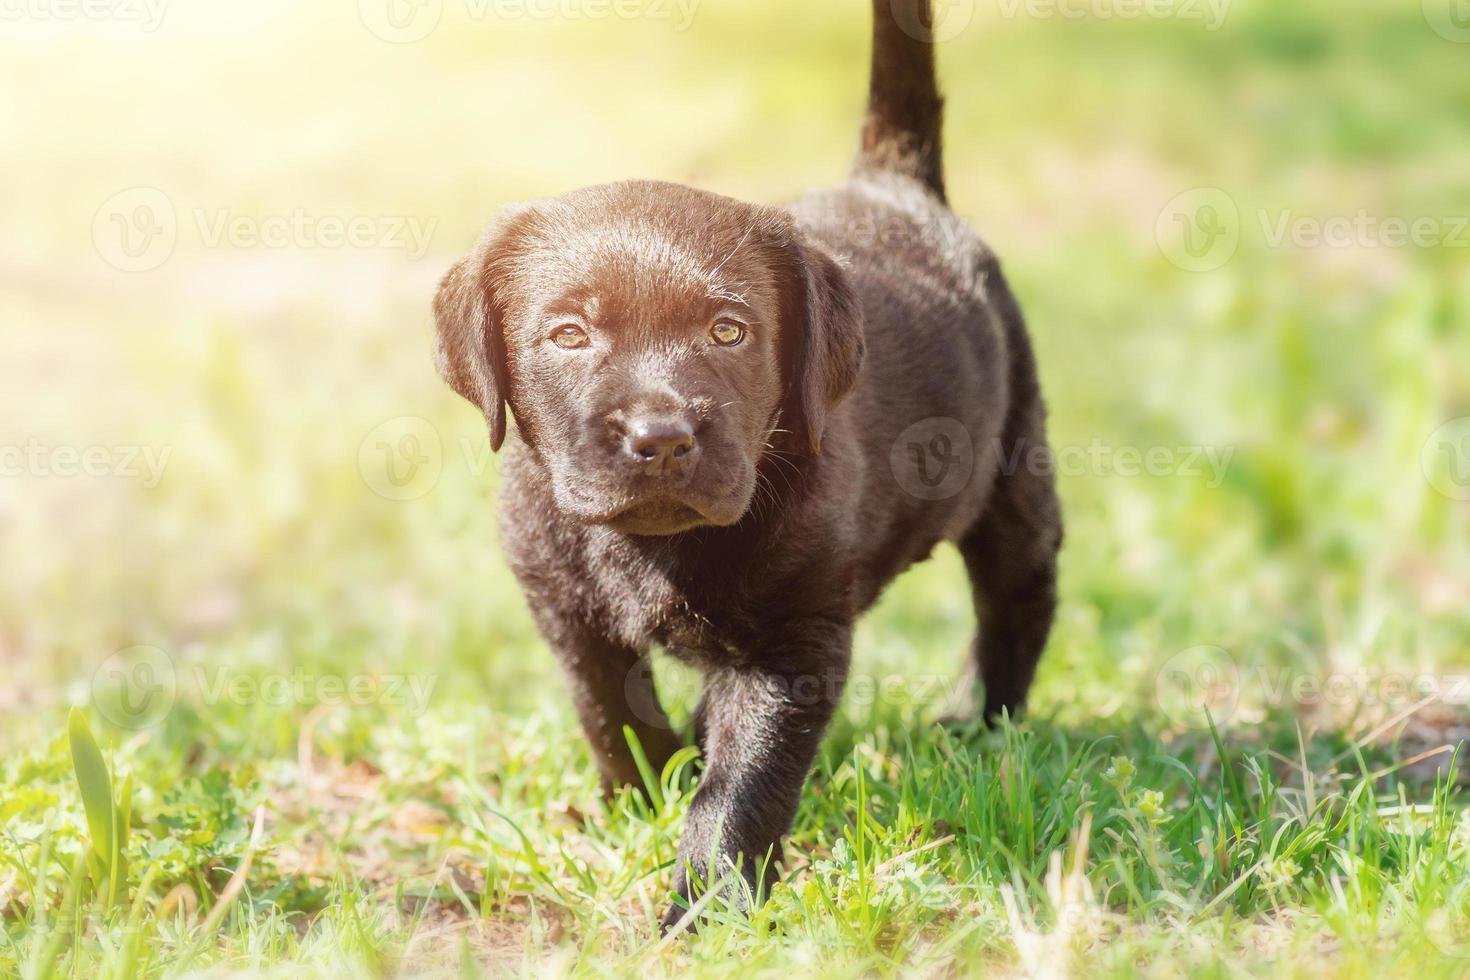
left=435, top=181, right=863, bottom=536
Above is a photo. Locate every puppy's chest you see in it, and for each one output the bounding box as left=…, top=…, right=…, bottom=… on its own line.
left=583, top=539, right=752, bottom=660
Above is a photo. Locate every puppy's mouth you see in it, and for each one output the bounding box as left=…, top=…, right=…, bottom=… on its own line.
left=550, top=456, right=758, bottom=535
left=603, top=496, right=712, bottom=536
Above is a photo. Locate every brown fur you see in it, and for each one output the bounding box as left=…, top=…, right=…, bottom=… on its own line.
left=433, top=0, right=1061, bottom=930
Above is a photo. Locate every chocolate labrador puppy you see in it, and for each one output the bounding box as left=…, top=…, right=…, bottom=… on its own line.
left=434, top=0, right=1061, bottom=929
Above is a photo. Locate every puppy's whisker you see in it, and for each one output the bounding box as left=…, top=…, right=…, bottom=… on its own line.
left=708, top=221, right=757, bottom=280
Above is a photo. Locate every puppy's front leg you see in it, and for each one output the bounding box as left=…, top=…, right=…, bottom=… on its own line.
left=662, top=622, right=850, bottom=931
left=536, top=615, right=683, bottom=794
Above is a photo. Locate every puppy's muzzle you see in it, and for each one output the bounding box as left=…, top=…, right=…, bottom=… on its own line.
left=619, top=415, right=699, bottom=476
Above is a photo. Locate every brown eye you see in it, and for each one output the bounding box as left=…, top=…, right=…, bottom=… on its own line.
left=709, top=321, right=745, bottom=347
left=550, top=324, right=590, bottom=350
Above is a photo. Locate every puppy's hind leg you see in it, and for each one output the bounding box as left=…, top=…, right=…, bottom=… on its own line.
left=955, top=423, right=1062, bottom=724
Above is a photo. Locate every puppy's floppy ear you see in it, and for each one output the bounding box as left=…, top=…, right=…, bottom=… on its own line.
left=777, top=235, right=866, bottom=455
left=433, top=205, right=535, bottom=452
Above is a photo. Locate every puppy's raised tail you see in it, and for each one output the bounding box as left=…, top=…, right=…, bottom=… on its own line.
left=855, top=0, right=947, bottom=201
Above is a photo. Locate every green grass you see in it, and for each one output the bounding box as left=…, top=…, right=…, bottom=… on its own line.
left=3, top=0, right=1470, bottom=975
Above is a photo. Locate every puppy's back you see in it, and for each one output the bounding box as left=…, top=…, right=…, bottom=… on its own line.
left=786, top=0, right=1029, bottom=603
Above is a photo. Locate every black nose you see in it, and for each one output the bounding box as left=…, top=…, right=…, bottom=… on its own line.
left=625, top=418, right=696, bottom=473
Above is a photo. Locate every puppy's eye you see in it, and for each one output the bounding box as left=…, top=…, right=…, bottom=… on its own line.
left=709, top=321, right=746, bottom=347
left=549, top=324, right=590, bottom=350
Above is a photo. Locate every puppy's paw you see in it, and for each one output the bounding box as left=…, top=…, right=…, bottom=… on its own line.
left=657, top=864, right=698, bottom=937
left=937, top=670, right=981, bottom=728
left=937, top=697, right=980, bottom=729
left=659, top=896, right=696, bottom=936
left=657, top=856, right=765, bottom=935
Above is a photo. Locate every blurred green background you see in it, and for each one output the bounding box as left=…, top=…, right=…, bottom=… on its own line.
left=2, top=0, right=1469, bottom=973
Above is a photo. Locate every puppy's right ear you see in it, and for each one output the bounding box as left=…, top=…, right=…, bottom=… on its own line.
left=433, top=205, right=535, bottom=452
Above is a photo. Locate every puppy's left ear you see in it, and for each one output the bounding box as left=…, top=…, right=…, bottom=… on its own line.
left=779, top=236, right=866, bottom=454
left=433, top=205, right=535, bottom=452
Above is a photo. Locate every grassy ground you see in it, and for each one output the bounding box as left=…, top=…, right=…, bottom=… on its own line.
left=3, top=0, right=1470, bottom=975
